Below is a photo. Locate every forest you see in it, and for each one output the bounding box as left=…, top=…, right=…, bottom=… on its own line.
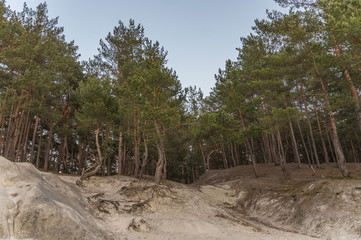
left=1, top=0, right=361, bottom=185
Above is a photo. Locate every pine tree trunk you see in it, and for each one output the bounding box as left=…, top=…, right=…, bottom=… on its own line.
left=118, top=130, right=123, bottom=175
left=276, top=125, right=288, bottom=178
left=199, top=140, right=208, bottom=171
left=21, top=113, right=31, bottom=162
left=43, top=123, right=54, bottom=171
left=229, top=143, right=236, bottom=167
left=14, top=111, right=27, bottom=162
left=134, top=116, right=140, bottom=177
left=262, top=132, right=272, bottom=164
left=312, top=96, right=330, bottom=164
left=4, top=101, right=15, bottom=157
left=271, top=133, right=279, bottom=164
left=326, top=124, right=336, bottom=163
left=30, top=116, right=40, bottom=163
left=139, top=137, right=149, bottom=179
left=301, top=83, right=320, bottom=168
left=78, top=140, right=83, bottom=175
left=288, top=114, right=301, bottom=168
left=0, top=116, right=5, bottom=155
left=237, top=107, right=258, bottom=177
left=36, top=128, right=43, bottom=169
left=221, top=142, right=228, bottom=169
left=334, top=43, right=361, bottom=134
left=234, top=143, right=240, bottom=166
left=310, top=50, right=349, bottom=177
left=295, top=112, right=311, bottom=166
left=154, top=121, right=166, bottom=184
left=350, top=139, right=357, bottom=163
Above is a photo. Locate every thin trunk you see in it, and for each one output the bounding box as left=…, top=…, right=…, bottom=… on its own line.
left=78, top=140, right=83, bottom=175
left=118, top=130, right=123, bottom=175
left=326, top=124, right=336, bottom=163
left=134, top=116, right=140, bottom=177
left=30, top=116, right=40, bottom=163
left=139, top=137, right=149, bottom=179
left=0, top=116, right=5, bottom=154
left=36, top=128, right=43, bottom=169
left=4, top=101, right=15, bottom=156
left=306, top=133, right=315, bottom=165
left=295, top=113, right=311, bottom=167
left=154, top=121, right=166, bottom=184
left=234, top=142, right=240, bottom=166
left=63, top=136, right=68, bottom=173
left=334, top=43, right=361, bottom=134
left=301, top=82, right=320, bottom=168
left=311, top=96, right=329, bottom=164
left=276, top=125, right=288, bottom=178
left=271, top=133, right=279, bottom=164
left=43, top=123, right=54, bottom=171
left=21, top=113, right=31, bottom=162
left=123, top=143, right=126, bottom=174
left=199, top=140, right=208, bottom=171
left=162, top=148, right=167, bottom=180
left=107, top=154, right=111, bottom=176
left=221, top=142, right=228, bottom=169
left=229, top=143, right=236, bottom=167
left=262, top=132, right=272, bottom=164
left=76, top=123, right=102, bottom=185
left=238, top=107, right=258, bottom=177
left=288, top=114, right=301, bottom=168
left=14, top=112, right=27, bottom=162
left=309, top=49, right=349, bottom=176
left=350, top=139, right=357, bottom=163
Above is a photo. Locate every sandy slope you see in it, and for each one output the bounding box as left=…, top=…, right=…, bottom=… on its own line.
left=0, top=157, right=317, bottom=239
left=69, top=175, right=316, bottom=240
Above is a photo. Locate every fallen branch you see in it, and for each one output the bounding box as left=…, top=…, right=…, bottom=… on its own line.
left=76, top=154, right=102, bottom=186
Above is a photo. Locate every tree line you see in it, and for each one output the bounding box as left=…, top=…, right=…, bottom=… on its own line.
left=1, top=0, right=360, bottom=184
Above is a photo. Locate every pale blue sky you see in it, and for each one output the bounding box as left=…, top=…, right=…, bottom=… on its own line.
left=5, top=0, right=286, bottom=95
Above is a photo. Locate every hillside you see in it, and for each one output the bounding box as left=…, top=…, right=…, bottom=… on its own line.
left=1, top=157, right=361, bottom=239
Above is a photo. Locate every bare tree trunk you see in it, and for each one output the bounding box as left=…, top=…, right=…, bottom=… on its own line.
left=154, top=121, right=166, bottom=185
left=4, top=101, right=15, bottom=157
left=139, top=137, right=149, bottom=179
left=271, top=133, right=279, bottom=164
left=199, top=140, right=208, bottom=171
left=14, top=112, right=27, bottom=162
left=134, top=116, right=140, bottom=177
left=234, top=142, right=240, bottom=166
left=221, top=142, right=228, bottom=169
left=21, top=113, right=31, bottom=162
left=237, top=107, right=258, bottom=177
left=301, top=82, right=320, bottom=168
left=43, top=123, right=54, bottom=171
left=0, top=116, right=5, bottom=155
left=118, top=130, right=123, bottom=175
left=76, top=122, right=103, bottom=185
left=295, top=113, right=311, bottom=166
left=334, top=43, right=361, bottom=134
left=276, top=125, right=288, bottom=178
left=30, top=116, right=40, bottom=163
left=350, top=139, right=358, bottom=163
left=36, top=128, right=43, bottom=169
left=229, top=143, right=236, bottom=167
left=288, top=114, right=301, bottom=168
left=311, top=96, right=330, bottom=164
left=262, top=132, right=272, bottom=164
left=326, top=124, right=336, bottom=163
left=309, top=49, right=349, bottom=177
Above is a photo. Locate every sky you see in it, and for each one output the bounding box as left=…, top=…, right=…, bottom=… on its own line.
left=5, top=0, right=286, bottom=95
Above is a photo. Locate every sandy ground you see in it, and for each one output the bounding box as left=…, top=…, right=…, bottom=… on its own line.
left=62, top=175, right=317, bottom=240
left=5, top=157, right=359, bottom=239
